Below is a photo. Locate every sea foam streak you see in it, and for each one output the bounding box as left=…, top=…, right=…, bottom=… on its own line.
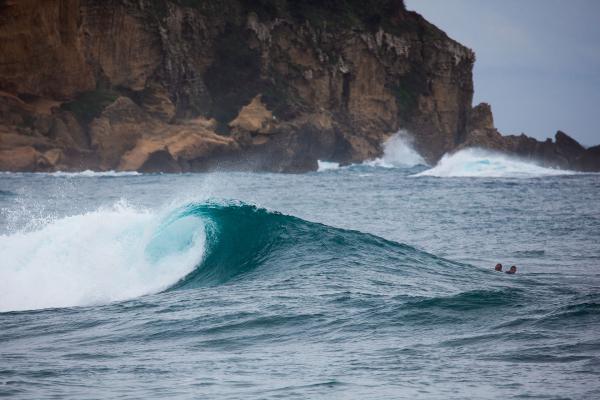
left=50, top=170, right=141, bottom=177
left=0, top=203, right=206, bottom=312
left=416, top=148, right=577, bottom=178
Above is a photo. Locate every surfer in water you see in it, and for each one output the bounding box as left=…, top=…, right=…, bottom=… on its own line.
left=506, top=265, right=517, bottom=274
left=494, top=263, right=503, bottom=272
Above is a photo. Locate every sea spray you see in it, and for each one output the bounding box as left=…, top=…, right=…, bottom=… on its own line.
left=364, top=131, right=427, bottom=168
left=0, top=202, right=206, bottom=312
left=416, top=148, right=577, bottom=178
left=318, top=131, right=426, bottom=171
left=317, top=160, right=340, bottom=171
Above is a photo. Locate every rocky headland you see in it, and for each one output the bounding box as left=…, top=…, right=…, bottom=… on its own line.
left=0, top=0, right=598, bottom=172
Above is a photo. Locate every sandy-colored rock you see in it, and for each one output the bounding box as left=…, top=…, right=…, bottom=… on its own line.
left=89, top=97, right=151, bottom=170
left=140, top=84, right=176, bottom=122
left=167, top=130, right=237, bottom=161
left=118, top=139, right=166, bottom=171
left=0, top=146, right=39, bottom=171
left=229, top=95, right=274, bottom=134
left=42, top=148, right=63, bottom=167
left=119, top=125, right=238, bottom=172
left=183, top=117, right=219, bottom=130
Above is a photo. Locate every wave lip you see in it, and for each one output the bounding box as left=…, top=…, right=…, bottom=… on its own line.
left=0, top=203, right=206, bottom=312
left=415, top=148, right=577, bottom=178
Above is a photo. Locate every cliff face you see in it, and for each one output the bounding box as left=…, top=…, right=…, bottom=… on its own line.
left=0, top=0, right=596, bottom=172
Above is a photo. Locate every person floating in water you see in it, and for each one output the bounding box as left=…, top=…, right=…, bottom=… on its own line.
left=506, top=265, right=517, bottom=274
left=494, top=263, right=503, bottom=272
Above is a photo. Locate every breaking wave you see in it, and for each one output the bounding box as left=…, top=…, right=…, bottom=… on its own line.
left=50, top=170, right=142, bottom=177
left=416, top=148, right=577, bottom=178
left=318, top=131, right=427, bottom=172
left=0, top=201, right=483, bottom=312
left=0, top=203, right=206, bottom=312
left=364, top=131, right=427, bottom=168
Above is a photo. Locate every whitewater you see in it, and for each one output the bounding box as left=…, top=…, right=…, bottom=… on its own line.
left=0, top=203, right=206, bottom=312
left=417, top=147, right=578, bottom=178
left=1, top=144, right=599, bottom=399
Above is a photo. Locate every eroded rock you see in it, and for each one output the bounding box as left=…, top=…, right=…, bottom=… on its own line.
left=0, top=146, right=38, bottom=171
left=229, top=95, right=274, bottom=135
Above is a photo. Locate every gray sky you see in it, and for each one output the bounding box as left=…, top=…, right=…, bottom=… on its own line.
left=405, top=0, right=600, bottom=146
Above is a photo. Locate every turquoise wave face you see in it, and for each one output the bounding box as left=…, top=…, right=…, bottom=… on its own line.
left=167, top=202, right=488, bottom=301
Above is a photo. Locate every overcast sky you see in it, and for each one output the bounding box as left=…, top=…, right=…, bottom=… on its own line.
left=405, top=0, right=600, bottom=146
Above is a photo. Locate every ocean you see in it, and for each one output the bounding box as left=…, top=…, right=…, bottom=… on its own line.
left=1, top=138, right=599, bottom=399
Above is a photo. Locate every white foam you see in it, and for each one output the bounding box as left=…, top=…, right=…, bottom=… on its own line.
left=318, top=131, right=426, bottom=172
left=364, top=131, right=427, bottom=168
left=50, top=170, right=141, bottom=177
left=317, top=161, right=341, bottom=171
left=416, top=148, right=577, bottom=178
left=0, top=203, right=206, bottom=312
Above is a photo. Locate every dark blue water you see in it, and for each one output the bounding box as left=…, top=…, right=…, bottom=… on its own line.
left=1, top=165, right=599, bottom=399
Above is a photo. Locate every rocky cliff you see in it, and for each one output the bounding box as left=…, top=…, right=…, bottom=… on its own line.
left=462, top=103, right=600, bottom=172
left=0, top=0, right=597, bottom=172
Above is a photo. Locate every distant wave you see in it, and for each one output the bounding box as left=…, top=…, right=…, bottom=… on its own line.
left=363, top=131, right=427, bottom=168
left=50, top=170, right=141, bottom=177
left=0, top=170, right=141, bottom=177
left=415, top=148, right=577, bottom=178
left=317, top=160, right=341, bottom=171
left=318, top=131, right=427, bottom=171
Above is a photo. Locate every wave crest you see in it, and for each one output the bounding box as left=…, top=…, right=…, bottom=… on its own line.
left=416, top=148, right=577, bottom=178
left=1, top=201, right=484, bottom=313
left=0, top=203, right=206, bottom=312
